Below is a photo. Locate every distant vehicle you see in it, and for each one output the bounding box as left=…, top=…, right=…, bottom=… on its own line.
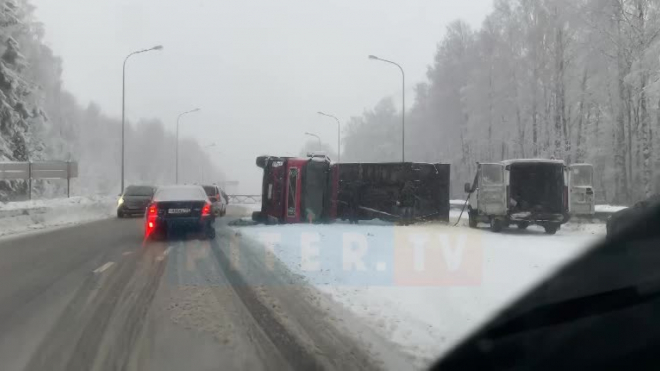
left=117, top=185, right=156, bottom=218
left=144, top=185, right=216, bottom=240
left=202, top=185, right=227, bottom=217
left=465, top=160, right=593, bottom=234
left=606, top=194, right=660, bottom=239
left=567, top=164, right=596, bottom=216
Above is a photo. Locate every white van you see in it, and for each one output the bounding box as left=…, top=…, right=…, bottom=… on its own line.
left=465, top=159, right=595, bottom=234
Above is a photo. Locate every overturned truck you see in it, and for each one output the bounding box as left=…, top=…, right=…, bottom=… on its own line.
left=252, top=155, right=451, bottom=224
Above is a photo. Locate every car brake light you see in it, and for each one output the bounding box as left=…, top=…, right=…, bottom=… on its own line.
left=202, top=203, right=211, bottom=216
left=148, top=221, right=154, bottom=229
left=149, top=204, right=157, bottom=214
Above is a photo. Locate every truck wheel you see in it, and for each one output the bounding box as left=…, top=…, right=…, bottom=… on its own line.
left=490, top=218, right=504, bottom=233
left=544, top=223, right=559, bottom=235
left=517, top=222, right=530, bottom=230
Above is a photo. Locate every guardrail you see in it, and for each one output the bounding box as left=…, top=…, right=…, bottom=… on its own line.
left=228, top=195, right=262, bottom=204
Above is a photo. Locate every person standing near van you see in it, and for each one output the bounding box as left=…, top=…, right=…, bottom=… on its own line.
left=399, top=181, right=416, bottom=226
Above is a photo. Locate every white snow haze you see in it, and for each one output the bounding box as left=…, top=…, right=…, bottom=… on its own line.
left=31, top=0, right=492, bottom=194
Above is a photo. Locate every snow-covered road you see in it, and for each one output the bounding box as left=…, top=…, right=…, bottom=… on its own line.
left=234, top=214, right=604, bottom=368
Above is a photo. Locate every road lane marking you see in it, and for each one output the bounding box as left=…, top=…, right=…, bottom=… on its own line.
left=93, top=262, right=115, bottom=274
left=156, top=246, right=173, bottom=262
left=122, top=251, right=135, bottom=256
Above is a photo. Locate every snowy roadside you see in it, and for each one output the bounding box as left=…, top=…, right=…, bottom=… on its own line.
left=231, top=212, right=604, bottom=369
left=0, top=196, right=116, bottom=238
left=225, top=203, right=261, bottom=217
left=451, top=198, right=629, bottom=214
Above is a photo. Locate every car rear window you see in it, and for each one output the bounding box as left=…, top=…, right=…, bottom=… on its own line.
left=203, top=186, right=218, bottom=196
left=154, top=187, right=208, bottom=202
left=124, top=186, right=154, bottom=196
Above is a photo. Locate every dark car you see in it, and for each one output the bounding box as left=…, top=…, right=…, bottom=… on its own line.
left=606, top=194, right=660, bottom=239
left=117, top=185, right=156, bottom=218
left=202, top=184, right=227, bottom=217
left=145, top=185, right=216, bottom=240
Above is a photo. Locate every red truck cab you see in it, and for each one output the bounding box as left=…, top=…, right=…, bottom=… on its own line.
left=253, top=155, right=335, bottom=224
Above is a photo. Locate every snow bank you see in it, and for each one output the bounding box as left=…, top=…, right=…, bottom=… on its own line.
left=0, top=196, right=115, bottom=238
left=452, top=200, right=627, bottom=215
left=450, top=199, right=468, bottom=209
left=225, top=203, right=261, bottom=217
left=233, top=219, right=604, bottom=368
left=595, top=204, right=627, bottom=213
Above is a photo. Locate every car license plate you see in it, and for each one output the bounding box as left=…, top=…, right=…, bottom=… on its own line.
left=168, top=208, right=190, bottom=214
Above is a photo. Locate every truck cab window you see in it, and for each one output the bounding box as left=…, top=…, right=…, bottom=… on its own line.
left=288, top=168, right=298, bottom=217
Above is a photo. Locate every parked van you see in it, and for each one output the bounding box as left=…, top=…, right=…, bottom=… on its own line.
left=464, top=159, right=594, bottom=234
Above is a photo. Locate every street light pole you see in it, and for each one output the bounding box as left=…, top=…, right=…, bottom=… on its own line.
left=369, top=55, right=405, bottom=162
left=121, top=45, right=163, bottom=194
left=305, top=132, right=322, bottom=147
left=176, top=108, right=201, bottom=184
left=317, top=112, right=341, bottom=163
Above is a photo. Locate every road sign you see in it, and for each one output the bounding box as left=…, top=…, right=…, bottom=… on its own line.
left=0, top=161, right=79, bottom=180
left=0, top=162, right=29, bottom=180
left=31, top=161, right=69, bottom=179
left=0, top=161, right=79, bottom=198
left=68, top=162, right=79, bottom=178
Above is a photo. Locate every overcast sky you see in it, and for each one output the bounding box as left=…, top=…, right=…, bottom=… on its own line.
left=31, top=0, right=492, bottom=193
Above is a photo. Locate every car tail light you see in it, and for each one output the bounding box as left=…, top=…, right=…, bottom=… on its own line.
left=202, top=203, right=211, bottom=216
left=148, top=204, right=157, bottom=215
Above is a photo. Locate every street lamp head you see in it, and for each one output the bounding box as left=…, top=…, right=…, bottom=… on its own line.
left=151, top=45, right=164, bottom=51
left=317, top=111, right=325, bottom=115
left=368, top=55, right=379, bottom=60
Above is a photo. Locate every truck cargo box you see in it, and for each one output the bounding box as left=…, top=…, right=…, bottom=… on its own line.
left=335, top=162, right=451, bottom=223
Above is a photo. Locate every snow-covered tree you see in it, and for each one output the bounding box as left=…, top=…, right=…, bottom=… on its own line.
left=0, top=0, right=223, bottom=200
left=343, top=0, right=660, bottom=203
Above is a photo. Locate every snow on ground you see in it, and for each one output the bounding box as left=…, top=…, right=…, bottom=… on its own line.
left=595, top=204, right=627, bottom=213
left=0, top=196, right=115, bottom=238
left=226, top=203, right=261, bottom=217
left=452, top=199, right=627, bottom=215
left=233, top=211, right=604, bottom=368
